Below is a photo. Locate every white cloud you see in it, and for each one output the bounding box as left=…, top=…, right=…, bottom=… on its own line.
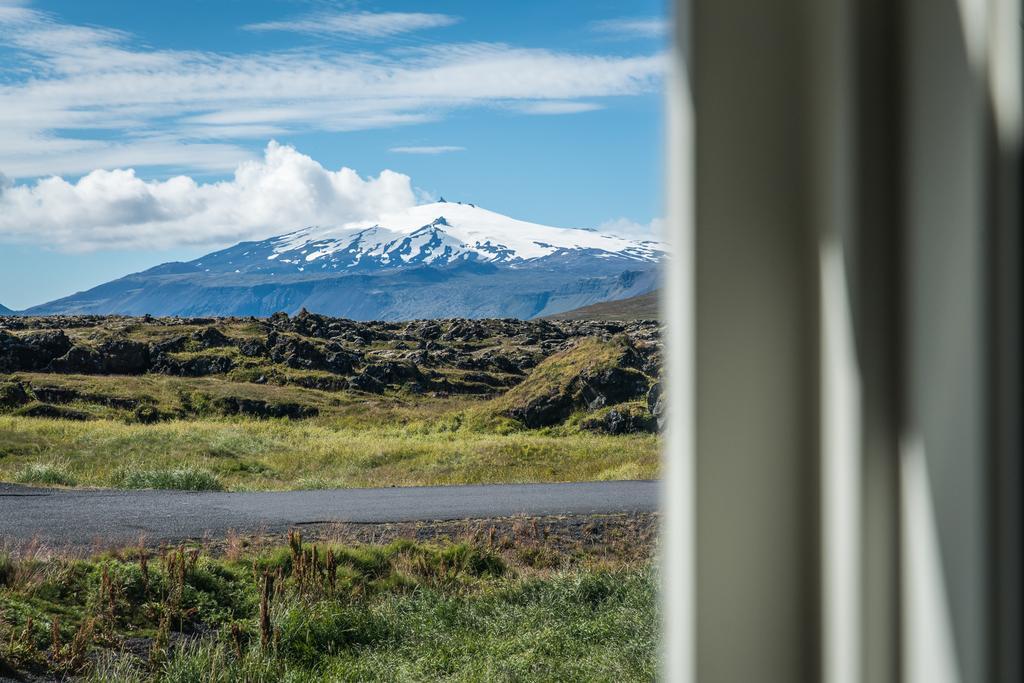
left=389, top=145, right=465, bottom=154
left=0, top=141, right=662, bottom=255
left=0, top=142, right=417, bottom=251
left=590, top=17, right=669, bottom=39
left=597, top=217, right=666, bottom=241
left=514, top=101, right=603, bottom=115
left=243, top=11, right=460, bottom=38
left=0, top=7, right=665, bottom=179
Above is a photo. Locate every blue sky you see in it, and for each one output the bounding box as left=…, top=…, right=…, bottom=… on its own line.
left=0, top=0, right=667, bottom=309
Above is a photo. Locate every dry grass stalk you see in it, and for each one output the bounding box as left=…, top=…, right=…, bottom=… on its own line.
left=259, top=570, right=274, bottom=650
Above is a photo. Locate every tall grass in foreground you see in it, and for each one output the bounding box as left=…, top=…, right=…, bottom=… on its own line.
left=0, top=535, right=656, bottom=682
left=0, top=415, right=659, bottom=491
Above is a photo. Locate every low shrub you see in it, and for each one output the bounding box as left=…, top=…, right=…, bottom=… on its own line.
left=114, top=466, right=223, bottom=491
left=14, top=461, right=77, bottom=486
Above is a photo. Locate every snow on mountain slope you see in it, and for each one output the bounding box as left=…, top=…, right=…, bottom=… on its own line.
left=221, top=201, right=664, bottom=273
left=25, top=200, right=664, bottom=320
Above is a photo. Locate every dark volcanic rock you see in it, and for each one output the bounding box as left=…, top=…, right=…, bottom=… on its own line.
left=213, top=396, right=318, bottom=419
left=23, top=330, right=72, bottom=358
left=270, top=337, right=327, bottom=370
left=575, top=367, right=650, bottom=411
left=4, top=314, right=665, bottom=426
left=514, top=368, right=648, bottom=428
left=47, top=345, right=103, bottom=373
left=410, top=322, right=442, bottom=340
left=0, top=329, right=72, bottom=371
left=500, top=336, right=652, bottom=428
left=97, top=339, right=152, bottom=374
left=238, top=339, right=268, bottom=357
left=29, top=385, right=80, bottom=404
left=15, top=402, right=91, bottom=420
left=0, top=381, right=31, bottom=408
left=360, top=360, right=425, bottom=388
left=580, top=405, right=656, bottom=435
left=153, top=354, right=234, bottom=376
left=479, top=351, right=525, bottom=375
left=290, top=375, right=349, bottom=392
left=348, top=372, right=386, bottom=394
left=27, top=384, right=140, bottom=410
left=45, top=338, right=152, bottom=375
left=151, top=335, right=190, bottom=354
left=191, top=326, right=233, bottom=348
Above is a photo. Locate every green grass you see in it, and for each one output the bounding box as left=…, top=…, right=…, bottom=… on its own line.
left=2, top=371, right=487, bottom=424
left=113, top=466, right=224, bottom=491
left=0, top=538, right=656, bottom=682
left=0, top=415, right=659, bottom=490
left=1, top=333, right=659, bottom=491
left=12, top=461, right=78, bottom=487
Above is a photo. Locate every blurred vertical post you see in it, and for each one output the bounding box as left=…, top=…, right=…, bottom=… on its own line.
left=661, top=0, right=695, bottom=681
left=664, top=0, right=1020, bottom=680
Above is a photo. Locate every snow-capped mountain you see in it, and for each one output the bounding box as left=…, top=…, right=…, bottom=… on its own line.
left=193, top=201, right=663, bottom=274
left=26, top=201, right=664, bottom=320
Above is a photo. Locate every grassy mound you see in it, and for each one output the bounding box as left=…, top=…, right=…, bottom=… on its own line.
left=491, top=336, right=652, bottom=428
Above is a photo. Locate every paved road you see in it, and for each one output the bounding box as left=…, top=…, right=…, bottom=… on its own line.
left=0, top=480, right=658, bottom=546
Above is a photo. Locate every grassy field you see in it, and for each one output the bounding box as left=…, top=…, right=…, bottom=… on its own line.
left=0, top=525, right=657, bottom=681
left=0, top=414, right=658, bottom=491
left=2, top=315, right=662, bottom=491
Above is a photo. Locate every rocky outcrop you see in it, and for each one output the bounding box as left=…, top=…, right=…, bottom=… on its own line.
left=494, top=335, right=653, bottom=428
left=3, top=314, right=664, bottom=425
left=47, top=345, right=103, bottom=373
left=238, top=339, right=268, bottom=357
left=15, top=402, right=91, bottom=420
left=191, top=326, right=233, bottom=348
left=27, top=384, right=139, bottom=410
left=0, top=329, right=72, bottom=372
left=579, top=403, right=657, bottom=435
left=153, top=354, right=234, bottom=376
left=151, top=335, right=190, bottom=354
left=0, top=381, right=31, bottom=408
left=212, top=396, right=318, bottom=419
left=96, top=339, right=151, bottom=374
left=269, top=336, right=328, bottom=370
left=44, top=338, right=151, bottom=375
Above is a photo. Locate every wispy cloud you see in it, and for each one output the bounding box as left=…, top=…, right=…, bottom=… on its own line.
left=514, top=101, right=603, bottom=115
left=389, top=145, right=465, bottom=154
left=597, top=217, right=666, bottom=240
left=0, top=142, right=418, bottom=251
left=243, top=11, right=460, bottom=38
left=590, top=17, right=669, bottom=40
left=0, top=7, right=665, bottom=178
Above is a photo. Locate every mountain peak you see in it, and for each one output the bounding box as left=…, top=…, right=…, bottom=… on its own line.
left=24, top=201, right=664, bottom=320
left=247, top=201, right=664, bottom=275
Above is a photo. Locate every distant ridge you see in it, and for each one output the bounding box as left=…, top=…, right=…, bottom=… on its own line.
left=24, top=201, right=664, bottom=320
left=0, top=303, right=14, bottom=315
left=542, top=289, right=660, bottom=321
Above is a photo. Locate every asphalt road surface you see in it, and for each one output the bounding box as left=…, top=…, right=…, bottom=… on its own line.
left=0, top=480, right=658, bottom=546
